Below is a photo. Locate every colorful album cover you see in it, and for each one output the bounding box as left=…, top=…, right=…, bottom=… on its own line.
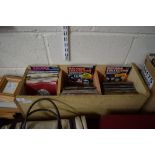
left=105, top=66, right=131, bottom=82
left=30, top=66, right=59, bottom=71
left=26, top=81, right=57, bottom=95
left=25, top=66, right=59, bottom=95
left=67, top=66, right=95, bottom=86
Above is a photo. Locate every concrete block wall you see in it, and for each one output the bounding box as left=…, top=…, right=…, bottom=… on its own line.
left=0, top=26, right=155, bottom=76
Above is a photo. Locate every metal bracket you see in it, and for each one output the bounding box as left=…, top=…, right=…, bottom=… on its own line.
left=63, top=26, right=70, bottom=61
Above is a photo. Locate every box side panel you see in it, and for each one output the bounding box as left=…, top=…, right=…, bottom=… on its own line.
left=93, top=71, right=101, bottom=94
left=16, top=94, right=147, bottom=119
left=142, top=57, right=155, bottom=112
left=128, top=64, right=150, bottom=97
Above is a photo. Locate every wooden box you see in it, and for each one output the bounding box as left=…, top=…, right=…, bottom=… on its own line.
left=16, top=64, right=150, bottom=119
left=0, top=76, right=23, bottom=118
left=0, top=76, right=23, bottom=97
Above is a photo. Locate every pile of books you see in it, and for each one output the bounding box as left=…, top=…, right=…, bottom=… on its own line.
left=25, top=66, right=60, bottom=95
left=61, top=66, right=98, bottom=95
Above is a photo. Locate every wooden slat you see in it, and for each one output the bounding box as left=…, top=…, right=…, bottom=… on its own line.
left=0, top=112, right=15, bottom=119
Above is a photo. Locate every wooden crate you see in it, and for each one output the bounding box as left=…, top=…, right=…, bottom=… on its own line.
left=15, top=64, right=150, bottom=119
left=0, top=76, right=23, bottom=118
left=0, top=76, right=23, bottom=97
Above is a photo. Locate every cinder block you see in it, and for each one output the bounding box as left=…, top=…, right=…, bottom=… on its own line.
left=46, top=33, right=65, bottom=64
left=47, top=33, right=133, bottom=64
left=70, top=26, right=94, bottom=32
left=69, top=33, right=133, bottom=64
left=0, top=33, right=48, bottom=68
left=0, top=26, right=62, bottom=32
left=0, top=26, right=155, bottom=72
left=71, top=26, right=155, bottom=34
left=125, top=36, right=155, bottom=65
left=0, top=68, right=25, bottom=76
left=1, top=26, right=155, bottom=34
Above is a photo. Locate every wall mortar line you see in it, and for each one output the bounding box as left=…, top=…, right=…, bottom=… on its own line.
left=42, top=34, right=53, bottom=65
left=124, top=37, right=136, bottom=64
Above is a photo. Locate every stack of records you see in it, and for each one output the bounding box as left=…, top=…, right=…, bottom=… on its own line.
left=61, top=86, right=98, bottom=95
left=103, top=81, right=137, bottom=94
left=26, top=66, right=60, bottom=95
left=61, top=65, right=98, bottom=95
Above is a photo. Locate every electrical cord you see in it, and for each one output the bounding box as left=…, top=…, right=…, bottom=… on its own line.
left=19, top=97, right=85, bottom=129
left=49, top=98, right=85, bottom=129
left=47, top=98, right=79, bottom=114
left=55, top=107, right=84, bottom=129
left=28, top=109, right=57, bottom=118
left=26, top=98, right=61, bottom=118
left=21, top=108, right=61, bottom=129
left=43, top=98, right=85, bottom=128
left=21, top=98, right=62, bottom=129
